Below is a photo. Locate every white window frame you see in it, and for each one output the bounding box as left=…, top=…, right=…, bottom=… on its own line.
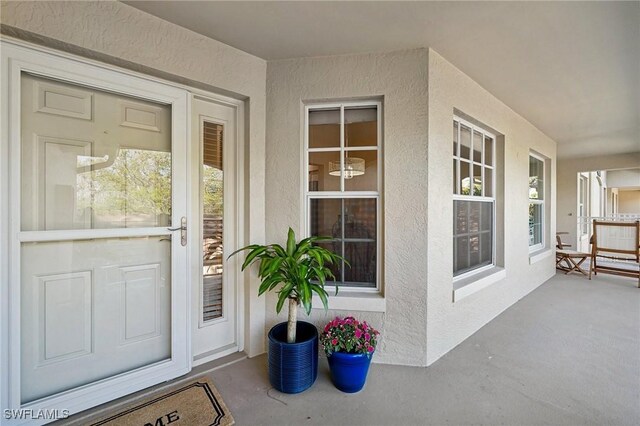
left=303, top=100, right=382, bottom=293
left=579, top=175, right=589, bottom=236
left=528, top=153, right=545, bottom=252
left=453, top=116, right=496, bottom=280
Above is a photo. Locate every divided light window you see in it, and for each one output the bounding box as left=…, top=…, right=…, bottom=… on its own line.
left=528, top=154, right=545, bottom=251
left=305, top=101, right=381, bottom=289
left=453, top=117, right=495, bottom=277
left=579, top=175, right=589, bottom=236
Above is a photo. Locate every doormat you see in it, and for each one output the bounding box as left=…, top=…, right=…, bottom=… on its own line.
left=91, top=377, right=234, bottom=426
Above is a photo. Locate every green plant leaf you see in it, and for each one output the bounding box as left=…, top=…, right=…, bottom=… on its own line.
left=278, top=281, right=295, bottom=300
left=241, top=246, right=267, bottom=270
left=310, top=283, right=328, bottom=311
left=259, top=276, right=282, bottom=296
left=271, top=244, right=287, bottom=257
left=265, top=257, right=283, bottom=276
left=275, top=289, right=291, bottom=314
left=258, top=256, right=271, bottom=277
left=286, top=228, right=296, bottom=256
left=307, top=248, right=324, bottom=267
left=300, top=280, right=312, bottom=315
left=268, top=273, right=286, bottom=291
left=227, top=244, right=260, bottom=260
left=227, top=228, right=345, bottom=315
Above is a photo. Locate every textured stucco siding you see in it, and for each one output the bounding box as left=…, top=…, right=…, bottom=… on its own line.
left=266, top=49, right=430, bottom=366
left=426, top=49, right=558, bottom=365
left=0, top=0, right=268, bottom=357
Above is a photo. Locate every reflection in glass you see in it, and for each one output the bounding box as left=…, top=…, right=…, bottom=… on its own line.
left=455, top=236, right=469, bottom=273
left=31, top=146, right=172, bottom=230
left=309, top=198, right=377, bottom=288
left=315, top=240, right=342, bottom=284
left=453, top=200, right=493, bottom=276
left=309, top=109, right=340, bottom=148
left=345, top=107, right=377, bottom=147
left=460, top=124, right=471, bottom=160
left=460, top=161, right=470, bottom=195
left=344, top=199, right=376, bottom=240
left=202, top=121, right=224, bottom=322
left=310, top=198, right=341, bottom=237
left=529, top=156, right=544, bottom=200
left=309, top=151, right=341, bottom=191
left=21, top=74, right=172, bottom=231
left=344, top=241, right=376, bottom=285
left=453, top=159, right=458, bottom=193
left=87, top=149, right=171, bottom=228
left=473, top=131, right=482, bottom=163
left=453, top=121, right=458, bottom=156
left=529, top=203, right=543, bottom=247
left=484, top=168, right=493, bottom=197
left=473, top=164, right=482, bottom=196
left=484, top=136, right=493, bottom=166
left=344, top=150, right=377, bottom=191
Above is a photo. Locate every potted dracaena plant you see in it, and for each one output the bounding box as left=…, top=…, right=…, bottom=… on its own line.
left=229, top=227, right=346, bottom=393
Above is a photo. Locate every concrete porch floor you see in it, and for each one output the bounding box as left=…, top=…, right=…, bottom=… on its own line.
left=65, top=272, right=640, bottom=425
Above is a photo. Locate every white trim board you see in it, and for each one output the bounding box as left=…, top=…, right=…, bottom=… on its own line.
left=453, top=267, right=507, bottom=302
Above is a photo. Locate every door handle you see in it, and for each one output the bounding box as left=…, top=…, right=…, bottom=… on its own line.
left=168, top=217, right=187, bottom=246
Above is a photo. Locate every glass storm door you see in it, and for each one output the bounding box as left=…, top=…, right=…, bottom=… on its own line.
left=191, top=97, right=238, bottom=361
left=18, top=72, right=187, bottom=404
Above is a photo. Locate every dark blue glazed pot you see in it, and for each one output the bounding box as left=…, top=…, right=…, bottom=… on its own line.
left=327, top=351, right=373, bottom=393
left=268, top=321, right=318, bottom=394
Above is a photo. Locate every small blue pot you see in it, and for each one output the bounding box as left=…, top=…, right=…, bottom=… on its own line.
left=268, top=321, right=318, bottom=394
left=327, top=351, right=373, bottom=393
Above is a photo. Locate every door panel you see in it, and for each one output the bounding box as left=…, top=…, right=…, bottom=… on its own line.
left=21, top=74, right=172, bottom=232
left=21, top=237, right=171, bottom=403
left=20, top=73, right=175, bottom=404
left=191, top=98, right=237, bottom=360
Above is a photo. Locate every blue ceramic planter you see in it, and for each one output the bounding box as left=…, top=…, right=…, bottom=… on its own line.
left=327, top=351, right=373, bottom=393
left=268, top=321, right=318, bottom=394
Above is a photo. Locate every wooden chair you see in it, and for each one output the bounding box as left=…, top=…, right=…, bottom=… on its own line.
left=556, top=234, right=571, bottom=249
left=589, top=220, right=640, bottom=287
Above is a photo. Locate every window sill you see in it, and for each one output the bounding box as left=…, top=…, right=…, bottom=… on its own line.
left=529, top=248, right=553, bottom=264
left=453, top=267, right=506, bottom=302
left=311, top=292, right=386, bottom=313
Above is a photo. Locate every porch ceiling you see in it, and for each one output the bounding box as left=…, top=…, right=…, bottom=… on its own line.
left=125, top=1, right=640, bottom=159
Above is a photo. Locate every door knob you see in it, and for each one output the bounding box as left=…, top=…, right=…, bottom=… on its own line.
left=167, top=217, right=187, bottom=246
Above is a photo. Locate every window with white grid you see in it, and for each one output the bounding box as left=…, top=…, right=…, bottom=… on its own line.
left=453, top=117, right=496, bottom=277
left=528, top=154, right=545, bottom=251
left=304, top=101, right=382, bottom=290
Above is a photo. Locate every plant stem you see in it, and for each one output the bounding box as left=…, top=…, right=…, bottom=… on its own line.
left=287, top=298, right=298, bottom=343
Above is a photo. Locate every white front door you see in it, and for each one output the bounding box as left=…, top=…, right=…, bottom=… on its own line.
left=190, top=97, right=240, bottom=363
left=2, top=41, right=190, bottom=418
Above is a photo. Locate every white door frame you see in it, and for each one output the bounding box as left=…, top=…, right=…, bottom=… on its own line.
left=0, top=39, right=192, bottom=422
left=189, top=94, right=245, bottom=366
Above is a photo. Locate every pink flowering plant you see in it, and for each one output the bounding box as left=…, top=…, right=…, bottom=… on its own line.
left=320, top=316, right=380, bottom=357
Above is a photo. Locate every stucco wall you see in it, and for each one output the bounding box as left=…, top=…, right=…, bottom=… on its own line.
left=557, top=153, right=640, bottom=248
left=0, top=0, right=267, bottom=357
left=618, top=190, right=640, bottom=214
left=265, top=49, right=429, bottom=366
left=426, top=49, right=557, bottom=365
left=607, top=169, right=640, bottom=189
